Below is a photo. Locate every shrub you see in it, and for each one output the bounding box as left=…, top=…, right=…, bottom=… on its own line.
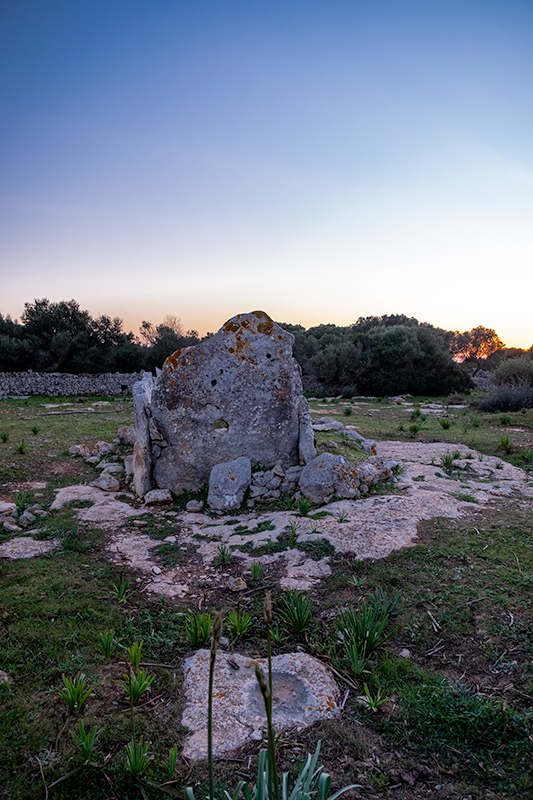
left=477, top=384, right=533, bottom=412
left=494, top=354, right=533, bottom=387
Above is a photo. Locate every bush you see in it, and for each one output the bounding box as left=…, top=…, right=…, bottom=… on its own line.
left=477, top=384, right=533, bottom=412
left=494, top=354, right=533, bottom=387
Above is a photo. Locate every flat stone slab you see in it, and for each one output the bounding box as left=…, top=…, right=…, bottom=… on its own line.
left=0, top=536, right=60, bottom=559
left=51, top=485, right=143, bottom=526
left=182, top=651, right=340, bottom=760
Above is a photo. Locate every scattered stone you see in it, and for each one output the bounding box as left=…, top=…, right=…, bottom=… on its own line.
left=186, top=500, right=204, bottom=513
left=152, top=565, right=162, bottom=574
left=18, top=510, right=37, bottom=528
left=117, top=425, right=136, bottom=445
left=312, top=418, right=345, bottom=432
left=208, top=457, right=252, bottom=511
left=92, top=473, right=121, bottom=492
left=227, top=576, right=247, bottom=592
left=399, top=649, right=411, bottom=659
left=0, top=502, right=16, bottom=516
left=182, top=651, right=340, bottom=760
left=133, top=519, right=149, bottom=527
left=124, top=454, right=134, bottom=477
left=2, top=521, right=21, bottom=533
left=362, top=440, right=377, bottom=454
left=164, top=535, right=177, bottom=542
left=0, top=670, right=11, bottom=684
left=299, top=453, right=360, bottom=505
left=144, top=489, right=173, bottom=505
left=345, top=428, right=365, bottom=441
left=0, top=536, right=61, bottom=559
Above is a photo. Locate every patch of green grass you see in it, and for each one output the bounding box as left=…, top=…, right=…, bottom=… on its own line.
left=296, top=537, right=335, bottom=560
left=232, top=519, right=275, bottom=535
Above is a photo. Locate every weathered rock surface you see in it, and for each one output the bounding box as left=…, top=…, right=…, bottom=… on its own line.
left=92, top=473, right=121, bottom=492
left=132, top=372, right=154, bottom=498
left=182, top=651, right=339, bottom=760
left=299, top=453, right=360, bottom=504
left=144, top=489, right=173, bottom=505
left=0, top=536, right=61, bottom=559
left=135, top=311, right=316, bottom=496
left=208, top=457, right=251, bottom=510
left=51, top=484, right=142, bottom=525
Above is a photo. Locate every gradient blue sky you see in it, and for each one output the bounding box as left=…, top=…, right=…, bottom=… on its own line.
left=1, top=0, right=532, bottom=346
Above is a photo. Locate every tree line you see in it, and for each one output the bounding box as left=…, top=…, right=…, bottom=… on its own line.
left=1, top=300, right=530, bottom=397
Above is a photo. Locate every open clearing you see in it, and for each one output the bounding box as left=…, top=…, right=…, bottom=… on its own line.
left=0, top=394, right=532, bottom=799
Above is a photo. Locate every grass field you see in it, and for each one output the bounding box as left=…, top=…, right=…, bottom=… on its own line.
left=0, top=394, right=531, bottom=799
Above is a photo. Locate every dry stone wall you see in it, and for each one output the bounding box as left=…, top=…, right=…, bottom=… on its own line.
left=0, top=371, right=143, bottom=398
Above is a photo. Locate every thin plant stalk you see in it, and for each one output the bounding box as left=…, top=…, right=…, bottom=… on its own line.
left=255, top=664, right=279, bottom=800
left=208, top=612, right=222, bottom=800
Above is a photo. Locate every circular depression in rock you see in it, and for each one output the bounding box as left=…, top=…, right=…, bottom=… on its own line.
left=247, top=671, right=310, bottom=724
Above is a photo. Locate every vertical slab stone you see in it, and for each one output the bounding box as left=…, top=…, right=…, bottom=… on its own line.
left=132, top=372, right=154, bottom=497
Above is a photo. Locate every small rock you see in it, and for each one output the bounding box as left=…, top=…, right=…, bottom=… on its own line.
left=219, top=636, right=230, bottom=649
left=272, top=464, right=285, bottom=477
left=93, top=473, right=121, bottom=492
left=186, top=500, right=204, bottom=513
left=18, top=510, right=37, bottom=528
left=117, top=425, right=136, bottom=445
left=102, top=463, right=124, bottom=474
left=362, top=440, right=377, bottom=455
left=164, top=535, right=177, bottom=542
left=0, top=502, right=17, bottom=517
left=144, top=489, right=173, bottom=504
left=0, top=670, right=11, bottom=684
left=227, top=577, right=247, bottom=592
left=312, top=418, right=345, bottom=432
left=399, top=648, right=411, bottom=659
left=85, top=456, right=101, bottom=465
left=3, top=521, right=21, bottom=533
left=208, top=457, right=251, bottom=511
left=133, top=519, right=148, bottom=527
left=152, top=565, right=162, bottom=574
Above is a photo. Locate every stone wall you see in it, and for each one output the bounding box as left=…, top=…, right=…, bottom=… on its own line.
left=0, top=371, right=144, bottom=398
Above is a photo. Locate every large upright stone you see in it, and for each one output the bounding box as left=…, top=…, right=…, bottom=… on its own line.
left=147, top=311, right=316, bottom=495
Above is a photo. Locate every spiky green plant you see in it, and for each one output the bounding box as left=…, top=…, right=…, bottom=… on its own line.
left=214, top=543, right=235, bottom=566
left=119, top=669, right=154, bottom=704
left=337, top=602, right=393, bottom=660
left=112, top=576, right=131, bottom=604
left=227, top=608, right=252, bottom=641
left=279, top=590, right=313, bottom=635
left=128, top=640, right=143, bottom=669
left=99, top=632, right=116, bottom=659
left=124, top=736, right=151, bottom=777
left=297, top=497, right=312, bottom=516
left=440, top=451, right=455, bottom=474
left=58, top=673, right=93, bottom=714
left=186, top=611, right=212, bottom=646
left=70, top=721, right=101, bottom=764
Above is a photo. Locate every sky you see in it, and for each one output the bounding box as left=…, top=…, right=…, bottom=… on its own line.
left=1, top=0, right=532, bottom=347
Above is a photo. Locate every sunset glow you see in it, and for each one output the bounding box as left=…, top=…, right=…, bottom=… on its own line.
left=1, top=1, right=532, bottom=347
